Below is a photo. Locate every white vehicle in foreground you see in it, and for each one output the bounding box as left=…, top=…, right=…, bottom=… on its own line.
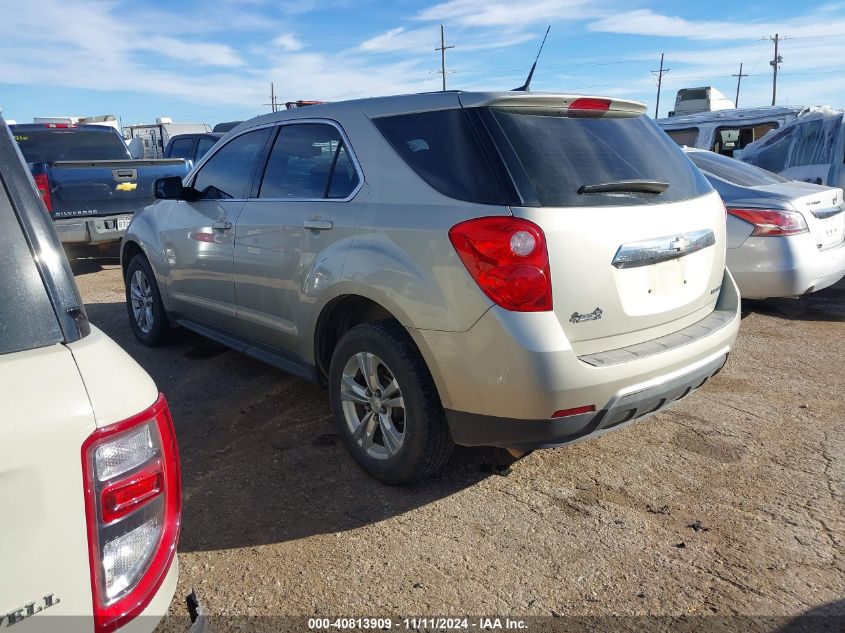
left=0, top=117, right=180, bottom=632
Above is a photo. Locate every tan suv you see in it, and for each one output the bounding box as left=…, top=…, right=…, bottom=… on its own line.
left=122, top=91, right=741, bottom=483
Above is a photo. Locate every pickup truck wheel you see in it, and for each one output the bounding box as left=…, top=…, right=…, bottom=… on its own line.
left=329, top=321, right=453, bottom=484
left=125, top=254, right=176, bottom=346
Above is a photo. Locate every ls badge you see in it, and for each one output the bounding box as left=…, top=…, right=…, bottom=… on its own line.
left=116, top=182, right=137, bottom=192
left=570, top=307, right=603, bottom=323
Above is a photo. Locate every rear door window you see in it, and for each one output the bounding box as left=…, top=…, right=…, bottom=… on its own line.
left=196, top=137, right=217, bottom=162
left=167, top=137, right=193, bottom=160
left=487, top=107, right=711, bottom=207
left=666, top=128, right=699, bottom=147
left=192, top=128, right=271, bottom=200
left=11, top=128, right=130, bottom=162
left=0, top=181, right=63, bottom=354
left=712, top=123, right=778, bottom=157
left=258, top=123, right=360, bottom=199
left=373, top=109, right=508, bottom=204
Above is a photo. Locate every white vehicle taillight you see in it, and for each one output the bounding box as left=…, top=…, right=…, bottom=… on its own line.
left=727, top=207, right=808, bottom=237
left=81, top=394, right=181, bottom=633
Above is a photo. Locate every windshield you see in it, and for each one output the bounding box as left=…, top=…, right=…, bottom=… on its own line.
left=687, top=150, right=789, bottom=187
left=12, top=127, right=130, bottom=162
left=487, top=108, right=712, bottom=207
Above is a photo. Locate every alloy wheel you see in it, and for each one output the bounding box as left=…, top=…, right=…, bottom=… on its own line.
left=340, top=352, right=406, bottom=460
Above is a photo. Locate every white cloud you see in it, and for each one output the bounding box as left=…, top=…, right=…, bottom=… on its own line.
left=588, top=8, right=845, bottom=41
left=416, top=0, right=599, bottom=27
left=273, top=33, right=304, bottom=51
left=359, top=27, right=437, bottom=53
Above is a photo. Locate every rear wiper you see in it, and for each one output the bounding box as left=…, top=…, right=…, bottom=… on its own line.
left=577, top=180, right=669, bottom=195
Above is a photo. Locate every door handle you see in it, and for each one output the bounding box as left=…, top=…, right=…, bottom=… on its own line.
left=212, top=220, right=232, bottom=231
left=302, top=219, right=333, bottom=231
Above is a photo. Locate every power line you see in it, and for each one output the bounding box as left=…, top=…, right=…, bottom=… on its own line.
left=435, top=25, right=455, bottom=91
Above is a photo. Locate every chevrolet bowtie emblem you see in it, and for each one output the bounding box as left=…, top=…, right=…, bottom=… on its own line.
left=669, top=237, right=691, bottom=251
left=116, top=182, right=137, bottom=192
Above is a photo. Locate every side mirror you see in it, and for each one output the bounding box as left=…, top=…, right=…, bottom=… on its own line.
left=155, top=176, right=186, bottom=200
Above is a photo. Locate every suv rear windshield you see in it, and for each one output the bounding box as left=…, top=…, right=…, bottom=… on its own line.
left=0, top=181, right=63, bottom=355
left=687, top=150, right=789, bottom=187
left=487, top=107, right=712, bottom=207
left=11, top=127, right=130, bottom=163
left=373, top=107, right=711, bottom=207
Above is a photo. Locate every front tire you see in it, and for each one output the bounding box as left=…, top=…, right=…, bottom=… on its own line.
left=329, top=321, right=453, bottom=484
left=125, top=254, right=176, bottom=346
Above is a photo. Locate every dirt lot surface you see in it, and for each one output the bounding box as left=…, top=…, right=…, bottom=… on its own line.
left=73, top=259, right=844, bottom=631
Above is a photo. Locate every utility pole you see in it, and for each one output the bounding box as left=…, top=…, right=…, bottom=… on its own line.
left=435, top=25, right=455, bottom=91
left=732, top=62, right=749, bottom=108
left=651, top=53, right=670, bottom=118
left=765, top=34, right=784, bottom=106
left=264, top=83, right=279, bottom=112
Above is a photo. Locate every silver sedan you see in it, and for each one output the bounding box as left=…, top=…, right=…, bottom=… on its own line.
left=686, top=148, right=845, bottom=299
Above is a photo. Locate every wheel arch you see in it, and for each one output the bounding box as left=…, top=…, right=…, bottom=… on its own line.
left=313, top=294, right=399, bottom=385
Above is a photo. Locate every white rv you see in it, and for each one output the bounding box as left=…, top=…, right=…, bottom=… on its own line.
left=123, top=117, right=212, bottom=159
left=658, top=106, right=805, bottom=158
left=668, top=87, right=735, bottom=117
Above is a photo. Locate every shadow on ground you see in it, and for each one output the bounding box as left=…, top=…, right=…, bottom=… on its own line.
left=85, top=302, right=509, bottom=553
left=69, top=255, right=120, bottom=276
left=741, top=278, right=845, bottom=322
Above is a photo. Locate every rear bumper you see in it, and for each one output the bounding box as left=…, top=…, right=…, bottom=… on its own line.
left=408, top=269, right=741, bottom=449
left=728, top=235, right=845, bottom=299
left=53, top=214, right=133, bottom=245
left=446, top=350, right=728, bottom=449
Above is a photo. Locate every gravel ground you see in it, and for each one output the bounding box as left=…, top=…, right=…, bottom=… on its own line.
left=72, top=259, right=844, bottom=631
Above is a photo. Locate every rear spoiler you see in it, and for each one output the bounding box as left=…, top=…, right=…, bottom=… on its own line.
left=458, top=93, right=647, bottom=117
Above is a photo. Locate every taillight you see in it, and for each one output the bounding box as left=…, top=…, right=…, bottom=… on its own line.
left=449, top=216, right=552, bottom=312
left=81, top=394, right=181, bottom=633
left=33, top=172, right=53, bottom=212
left=727, top=207, right=808, bottom=237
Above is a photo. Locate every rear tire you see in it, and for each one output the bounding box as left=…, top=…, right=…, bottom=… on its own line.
left=125, top=254, right=177, bottom=346
left=329, top=320, right=453, bottom=484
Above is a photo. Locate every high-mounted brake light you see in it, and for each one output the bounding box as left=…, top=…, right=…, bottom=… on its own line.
left=33, top=172, right=53, bottom=212
left=727, top=207, right=808, bottom=237
left=449, top=216, right=552, bottom=312
left=82, top=394, right=181, bottom=633
left=43, top=123, right=76, bottom=128
left=568, top=98, right=611, bottom=112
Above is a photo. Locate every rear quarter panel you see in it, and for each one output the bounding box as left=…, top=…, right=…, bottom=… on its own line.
left=334, top=108, right=499, bottom=334
left=0, top=344, right=96, bottom=624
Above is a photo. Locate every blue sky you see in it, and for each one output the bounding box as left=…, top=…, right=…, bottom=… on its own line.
left=1, top=0, right=844, bottom=127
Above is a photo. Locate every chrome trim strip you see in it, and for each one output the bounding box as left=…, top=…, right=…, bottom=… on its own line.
left=811, top=205, right=844, bottom=220
left=611, top=228, right=715, bottom=269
